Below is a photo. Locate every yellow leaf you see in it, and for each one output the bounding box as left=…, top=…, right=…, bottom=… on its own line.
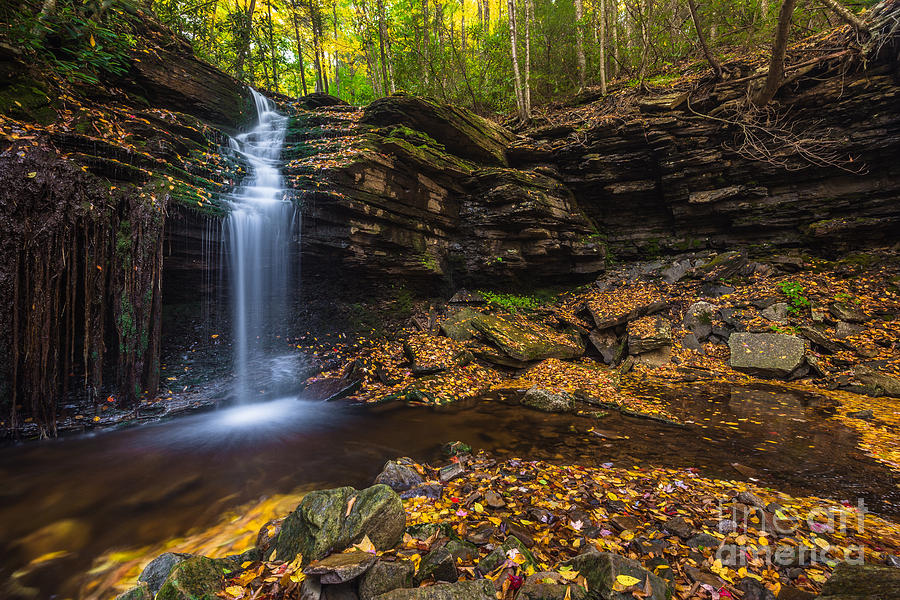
left=607, top=492, right=619, bottom=501
left=620, top=529, right=635, bottom=541
left=224, top=586, right=244, bottom=598
left=814, top=537, right=829, bottom=550
left=473, top=502, right=484, bottom=513
left=26, top=172, right=36, bottom=178
left=758, top=536, right=769, bottom=546
left=616, top=574, right=642, bottom=587
left=353, top=535, right=376, bottom=554
left=559, top=569, right=579, bottom=581
left=89, top=34, right=96, bottom=47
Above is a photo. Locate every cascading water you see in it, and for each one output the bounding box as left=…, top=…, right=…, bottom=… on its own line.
left=223, top=89, right=295, bottom=401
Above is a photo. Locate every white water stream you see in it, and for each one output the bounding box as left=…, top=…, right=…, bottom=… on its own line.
left=223, top=89, right=296, bottom=400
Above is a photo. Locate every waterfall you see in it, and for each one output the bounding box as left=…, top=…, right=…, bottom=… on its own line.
left=223, top=89, right=294, bottom=401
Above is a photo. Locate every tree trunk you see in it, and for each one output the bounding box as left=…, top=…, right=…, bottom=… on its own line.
left=307, top=0, right=324, bottom=92
left=376, top=0, right=390, bottom=97
left=574, top=0, right=586, bottom=91
left=234, top=0, right=257, bottom=81
left=817, top=0, right=867, bottom=33
left=507, top=0, right=526, bottom=120
left=423, top=0, right=430, bottom=88
left=599, top=0, right=607, bottom=94
left=291, top=0, right=309, bottom=95
left=687, top=0, right=723, bottom=80
left=753, top=0, right=798, bottom=107
left=267, top=0, right=279, bottom=93
left=523, top=0, right=533, bottom=115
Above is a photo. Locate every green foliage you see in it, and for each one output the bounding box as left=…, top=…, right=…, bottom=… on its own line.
left=480, top=290, right=547, bottom=313
left=779, top=281, right=810, bottom=315
left=3, top=0, right=137, bottom=85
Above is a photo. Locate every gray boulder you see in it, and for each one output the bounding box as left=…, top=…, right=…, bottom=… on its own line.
left=627, top=316, right=673, bottom=354
left=304, top=550, right=377, bottom=584
left=728, top=332, right=806, bottom=378
left=374, top=579, right=495, bottom=600
left=817, top=562, right=900, bottom=599
left=476, top=535, right=536, bottom=575
left=522, top=387, right=575, bottom=413
left=115, top=583, right=152, bottom=600
left=589, top=329, right=625, bottom=364
left=359, top=560, right=414, bottom=600
left=155, top=556, right=226, bottom=600
left=375, top=459, right=424, bottom=492
left=761, top=302, right=790, bottom=323
left=854, top=366, right=900, bottom=398
left=415, top=546, right=457, bottom=583
left=684, top=302, right=717, bottom=341
left=518, top=572, right=587, bottom=600
left=273, top=485, right=406, bottom=564
left=829, top=302, right=868, bottom=323
left=138, top=552, right=192, bottom=594
left=439, top=308, right=481, bottom=342
left=560, top=549, right=669, bottom=600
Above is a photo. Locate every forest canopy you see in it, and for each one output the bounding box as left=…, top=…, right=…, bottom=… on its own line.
left=1, top=0, right=877, bottom=114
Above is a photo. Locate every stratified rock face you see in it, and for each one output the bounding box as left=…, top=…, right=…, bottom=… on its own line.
left=510, top=63, right=900, bottom=261
left=288, top=101, right=603, bottom=290
left=127, top=12, right=253, bottom=129
left=360, top=95, right=514, bottom=166
left=273, top=485, right=406, bottom=564
left=728, top=332, right=806, bottom=378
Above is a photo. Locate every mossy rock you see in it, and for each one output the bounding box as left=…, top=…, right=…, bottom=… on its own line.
left=155, top=556, right=226, bottom=600
left=114, top=582, right=152, bottom=600
left=818, top=562, right=900, bottom=599
left=273, top=484, right=406, bottom=564
left=560, top=550, right=669, bottom=600
left=470, top=312, right=584, bottom=362
left=476, top=535, right=536, bottom=575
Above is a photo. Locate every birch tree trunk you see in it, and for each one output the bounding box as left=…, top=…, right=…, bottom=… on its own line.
left=524, top=0, right=533, bottom=116
left=507, top=0, right=526, bottom=120
left=574, top=0, right=586, bottom=91
left=599, top=0, right=607, bottom=94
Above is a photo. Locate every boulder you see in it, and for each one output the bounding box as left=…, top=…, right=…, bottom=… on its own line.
left=588, top=299, right=668, bottom=330
left=835, top=321, right=864, bottom=339
left=560, top=549, right=669, bottom=600
left=798, top=325, right=844, bottom=354
left=476, top=535, right=536, bottom=575
left=138, top=552, right=192, bottom=593
left=627, top=316, right=672, bottom=354
left=273, top=485, right=406, bottom=564
left=817, top=562, right=900, bottom=599
left=400, top=484, right=443, bottom=500
left=728, top=333, right=806, bottom=378
left=470, top=312, right=584, bottom=362
left=829, top=302, right=868, bottom=323
left=115, top=583, right=152, bottom=600
left=589, top=329, right=625, bottom=364
left=403, top=334, right=473, bottom=376
left=518, top=572, right=588, bottom=600
left=359, top=560, right=415, bottom=600
left=304, top=550, right=378, bottom=584
left=683, top=302, right=717, bottom=341
left=761, top=303, right=791, bottom=323
left=155, top=556, right=226, bottom=600
left=375, top=459, right=425, bottom=492
left=360, top=95, right=514, bottom=166
left=853, top=366, right=900, bottom=398
left=440, top=308, right=481, bottom=342
left=415, top=546, right=457, bottom=583
left=374, top=579, right=496, bottom=600
left=522, top=387, right=576, bottom=413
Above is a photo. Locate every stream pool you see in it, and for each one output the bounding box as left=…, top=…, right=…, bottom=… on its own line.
left=0, top=382, right=895, bottom=599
